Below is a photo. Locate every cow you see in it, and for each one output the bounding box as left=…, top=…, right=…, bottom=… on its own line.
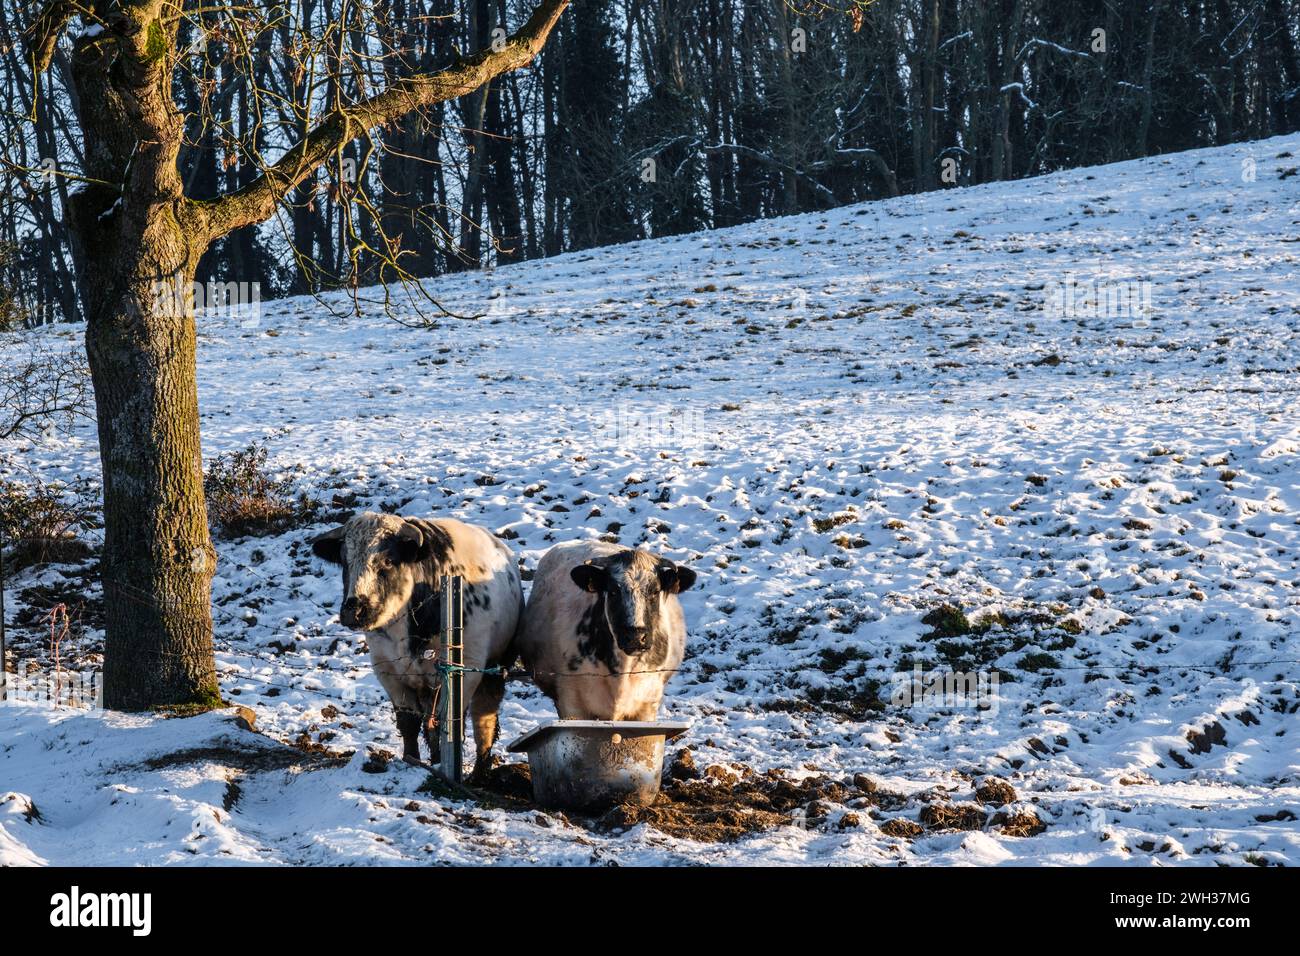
left=310, top=512, right=523, bottom=773
left=518, top=540, right=697, bottom=721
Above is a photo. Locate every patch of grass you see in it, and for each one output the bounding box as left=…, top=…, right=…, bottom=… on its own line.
left=817, top=646, right=872, bottom=672
left=922, top=604, right=974, bottom=638
left=919, top=802, right=987, bottom=831
left=812, top=511, right=855, bottom=533
left=801, top=678, right=886, bottom=720
left=880, top=817, right=923, bottom=838
left=1016, top=652, right=1060, bottom=673
left=151, top=685, right=226, bottom=717
left=974, top=779, right=1017, bottom=806
left=991, top=809, right=1047, bottom=837
left=922, top=605, right=1010, bottom=640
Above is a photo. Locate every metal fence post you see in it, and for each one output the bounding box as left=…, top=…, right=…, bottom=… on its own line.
left=0, top=532, right=6, bottom=705
left=437, top=574, right=464, bottom=783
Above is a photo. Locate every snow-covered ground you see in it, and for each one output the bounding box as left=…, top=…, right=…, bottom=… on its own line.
left=2, top=134, right=1299, bottom=865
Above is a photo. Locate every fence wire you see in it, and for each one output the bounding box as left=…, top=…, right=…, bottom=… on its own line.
left=3, top=535, right=1300, bottom=718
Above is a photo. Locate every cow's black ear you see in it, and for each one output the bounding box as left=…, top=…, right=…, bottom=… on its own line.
left=674, top=566, right=698, bottom=593
left=394, top=522, right=427, bottom=563
left=659, top=562, right=697, bottom=593
left=570, top=562, right=608, bottom=593
left=311, top=526, right=346, bottom=564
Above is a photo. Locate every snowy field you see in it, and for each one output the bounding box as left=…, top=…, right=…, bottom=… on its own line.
left=2, top=134, right=1299, bottom=865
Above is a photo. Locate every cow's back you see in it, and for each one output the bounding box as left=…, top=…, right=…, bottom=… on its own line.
left=423, top=517, right=522, bottom=668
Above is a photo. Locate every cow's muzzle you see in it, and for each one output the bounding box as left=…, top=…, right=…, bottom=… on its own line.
left=616, top=627, right=651, bottom=655
left=340, top=595, right=374, bottom=630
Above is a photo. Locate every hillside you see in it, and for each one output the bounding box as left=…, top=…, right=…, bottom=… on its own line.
left=2, top=133, right=1299, bottom=865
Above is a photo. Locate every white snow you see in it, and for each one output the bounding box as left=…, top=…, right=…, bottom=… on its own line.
left=2, top=132, right=1299, bottom=865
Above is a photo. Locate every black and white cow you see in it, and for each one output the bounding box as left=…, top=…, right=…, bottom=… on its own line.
left=518, top=540, right=697, bottom=721
left=311, top=512, right=523, bottom=771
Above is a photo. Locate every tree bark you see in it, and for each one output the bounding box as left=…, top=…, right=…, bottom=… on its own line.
left=65, top=5, right=218, bottom=709
left=991, top=0, right=1026, bottom=181
left=1135, top=0, right=1165, bottom=157
left=86, top=256, right=218, bottom=711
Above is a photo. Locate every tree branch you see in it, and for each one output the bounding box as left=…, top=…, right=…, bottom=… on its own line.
left=197, top=0, right=568, bottom=242
left=23, top=0, right=76, bottom=74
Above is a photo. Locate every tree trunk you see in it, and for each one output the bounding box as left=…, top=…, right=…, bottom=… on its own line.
left=82, top=231, right=218, bottom=711
left=991, top=0, right=1025, bottom=181
left=1135, top=0, right=1165, bottom=157
left=66, top=9, right=218, bottom=711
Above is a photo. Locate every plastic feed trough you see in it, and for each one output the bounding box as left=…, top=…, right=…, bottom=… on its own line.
left=506, top=720, right=690, bottom=810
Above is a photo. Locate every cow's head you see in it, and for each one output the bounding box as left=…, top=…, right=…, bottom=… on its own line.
left=570, top=550, right=696, bottom=655
left=310, top=513, right=439, bottom=630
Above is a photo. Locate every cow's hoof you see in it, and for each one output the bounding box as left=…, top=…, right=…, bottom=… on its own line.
left=402, top=754, right=425, bottom=768
left=469, top=753, right=498, bottom=783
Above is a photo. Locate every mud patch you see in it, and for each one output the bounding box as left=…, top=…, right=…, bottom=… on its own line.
left=435, top=752, right=1027, bottom=846
left=420, top=760, right=536, bottom=811
left=594, top=764, right=881, bottom=843
left=127, top=737, right=349, bottom=775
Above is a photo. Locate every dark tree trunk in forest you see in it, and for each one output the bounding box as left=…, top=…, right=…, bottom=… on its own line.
left=1135, top=0, right=1165, bottom=157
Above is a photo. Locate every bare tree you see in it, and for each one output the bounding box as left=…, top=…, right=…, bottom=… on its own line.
left=0, top=341, right=90, bottom=441
left=17, top=0, right=568, bottom=710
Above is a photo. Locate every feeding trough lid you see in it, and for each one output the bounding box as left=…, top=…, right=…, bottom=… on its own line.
left=507, top=720, right=690, bottom=753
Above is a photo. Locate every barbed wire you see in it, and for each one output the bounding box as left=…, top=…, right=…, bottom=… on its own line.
left=4, top=540, right=1300, bottom=716
left=183, top=553, right=1300, bottom=682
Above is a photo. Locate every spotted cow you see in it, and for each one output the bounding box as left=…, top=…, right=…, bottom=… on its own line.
left=311, top=513, right=523, bottom=771
left=518, top=540, right=697, bottom=720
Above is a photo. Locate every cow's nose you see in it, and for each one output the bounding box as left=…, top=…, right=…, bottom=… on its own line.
left=341, top=596, right=370, bottom=627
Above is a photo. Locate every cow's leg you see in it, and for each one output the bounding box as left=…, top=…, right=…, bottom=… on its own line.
left=394, top=706, right=423, bottom=765
left=419, top=687, right=440, bottom=765
left=374, top=666, right=425, bottom=764
left=468, top=672, right=505, bottom=780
